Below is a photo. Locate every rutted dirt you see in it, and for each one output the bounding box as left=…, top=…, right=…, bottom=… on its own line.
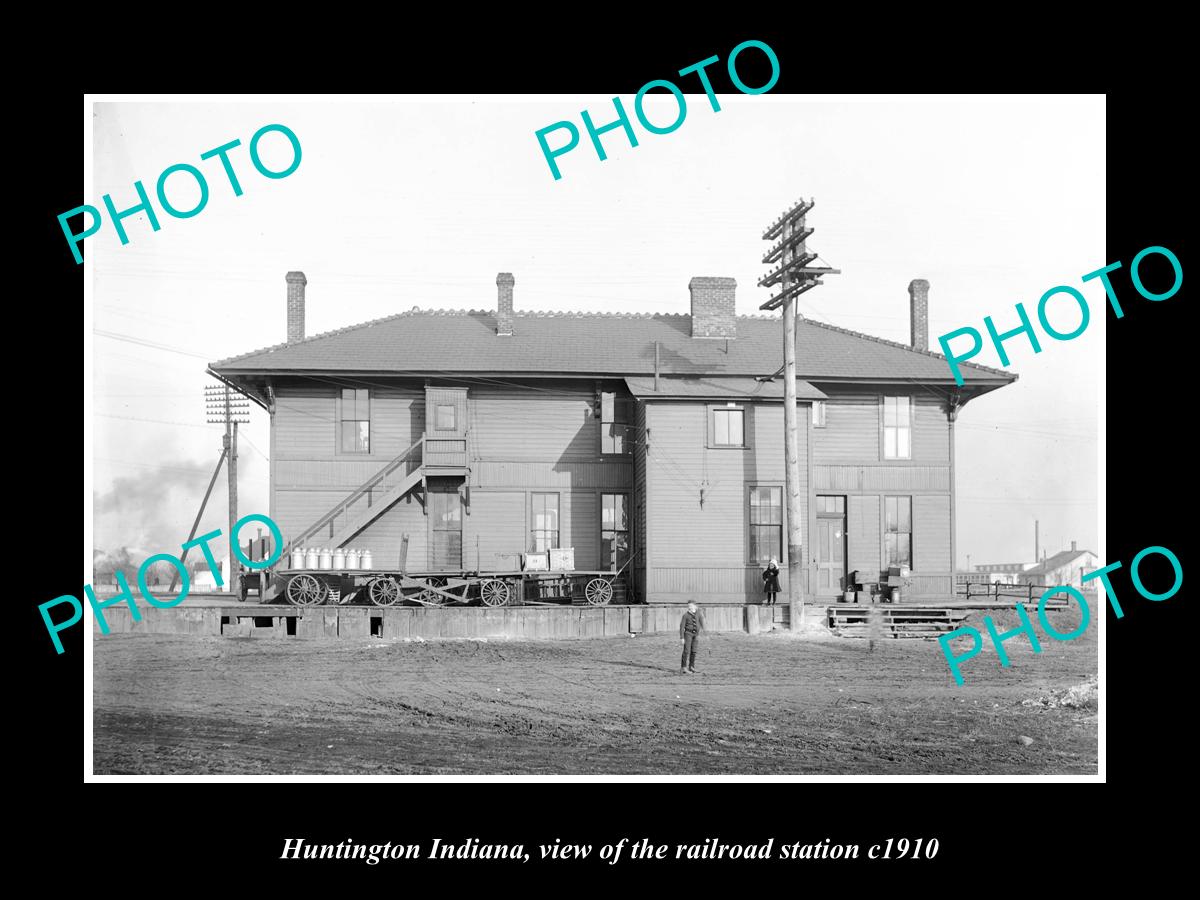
left=93, top=616, right=1097, bottom=775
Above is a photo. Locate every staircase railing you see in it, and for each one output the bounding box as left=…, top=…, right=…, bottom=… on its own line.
left=281, top=435, right=424, bottom=558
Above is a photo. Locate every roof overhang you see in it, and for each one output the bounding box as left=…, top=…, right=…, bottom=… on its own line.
left=624, top=376, right=827, bottom=402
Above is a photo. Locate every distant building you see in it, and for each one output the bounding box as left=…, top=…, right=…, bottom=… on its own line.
left=955, top=561, right=1036, bottom=586
left=1020, top=542, right=1098, bottom=591
left=191, top=555, right=231, bottom=592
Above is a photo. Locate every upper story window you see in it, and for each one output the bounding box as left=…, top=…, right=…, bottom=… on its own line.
left=711, top=405, right=745, bottom=448
left=435, top=403, right=457, bottom=431
left=340, top=388, right=370, bottom=453
left=812, top=400, right=827, bottom=428
left=883, top=395, right=912, bottom=459
left=600, top=392, right=632, bottom=455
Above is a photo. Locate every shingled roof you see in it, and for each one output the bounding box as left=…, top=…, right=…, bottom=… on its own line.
left=209, top=309, right=1014, bottom=385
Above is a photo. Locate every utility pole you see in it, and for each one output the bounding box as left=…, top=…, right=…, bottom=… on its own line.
left=206, top=383, right=250, bottom=599
left=759, top=198, right=840, bottom=630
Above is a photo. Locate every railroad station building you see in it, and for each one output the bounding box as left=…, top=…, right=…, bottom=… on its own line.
left=208, top=271, right=1015, bottom=605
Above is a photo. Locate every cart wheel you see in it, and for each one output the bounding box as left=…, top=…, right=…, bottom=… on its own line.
left=479, top=579, right=510, bottom=607
left=419, top=577, right=446, bottom=605
left=368, top=577, right=402, bottom=607
left=285, top=573, right=327, bottom=607
left=585, top=577, right=614, bottom=606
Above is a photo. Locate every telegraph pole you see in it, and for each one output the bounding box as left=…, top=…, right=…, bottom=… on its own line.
left=759, top=198, right=840, bottom=629
left=206, top=383, right=250, bottom=598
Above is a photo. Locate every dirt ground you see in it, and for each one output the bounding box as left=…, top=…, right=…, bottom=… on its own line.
left=93, top=605, right=1098, bottom=775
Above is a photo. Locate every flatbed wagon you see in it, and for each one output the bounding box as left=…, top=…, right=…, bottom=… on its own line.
left=273, top=567, right=627, bottom=608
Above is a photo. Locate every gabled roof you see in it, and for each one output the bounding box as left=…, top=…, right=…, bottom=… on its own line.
left=625, top=376, right=827, bottom=401
left=1025, top=549, right=1095, bottom=576
left=209, top=309, right=1015, bottom=386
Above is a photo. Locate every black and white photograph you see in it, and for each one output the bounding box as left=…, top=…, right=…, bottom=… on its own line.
left=80, top=90, right=1109, bottom=779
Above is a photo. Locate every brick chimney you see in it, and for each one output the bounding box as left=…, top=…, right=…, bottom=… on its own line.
left=496, top=272, right=515, bottom=336
left=1071, top=540, right=1077, bottom=552
left=286, top=271, right=306, bottom=344
left=908, top=279, right=929, bottom=351
left=689, top=276, right=736, bottom=339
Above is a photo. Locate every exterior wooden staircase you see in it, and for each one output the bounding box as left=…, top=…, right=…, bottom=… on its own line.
left=281, top=435, right=428, bottom=560
left=828, top=606, right=970, bottom=639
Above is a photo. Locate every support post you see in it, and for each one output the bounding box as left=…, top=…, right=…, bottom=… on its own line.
left=782, top=215, right=806, bottom=630
left=227, top=388, right=241, bottom=602
left=170, top=447, right=228, bottom=592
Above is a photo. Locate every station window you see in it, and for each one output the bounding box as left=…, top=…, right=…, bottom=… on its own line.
left=748, top=486, right=783, bottom=564
left=601, top=493, right=629, bottom=570
left=435, top=403, right=457, bottom=431
left=884, top=495, right=913, bottom=567
left=531, top=493, right=560, bottom=552
left=340, top=388, right=370, bottom=453
left=883, top=396, right=912, bottom=459
left=711, top=406, right=745, bottom=448
left=812, top=400, right=827, bottom=428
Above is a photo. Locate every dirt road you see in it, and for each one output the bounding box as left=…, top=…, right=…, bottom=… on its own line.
left=93, top=614, right=1097, bottom=775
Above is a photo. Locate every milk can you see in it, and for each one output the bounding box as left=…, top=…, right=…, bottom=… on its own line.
left=360, top=548, right=374, bottom=570
left=304, top=546, right=319, bottom=569
left=318, top=547, right=332, bottom=570
left=332, top=547, right=346, bottom=570
left=345, top=548, right=360, bottom=569
left=290, top=547, right=305, bottom=570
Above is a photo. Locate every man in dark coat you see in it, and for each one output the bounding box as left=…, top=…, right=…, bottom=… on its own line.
left=679, top=601, right=705, bottom=674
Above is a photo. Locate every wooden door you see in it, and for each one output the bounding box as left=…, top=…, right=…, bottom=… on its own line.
left=815, top=495, right=847, bottom=596
left=429, top=483, right=463, bottom=571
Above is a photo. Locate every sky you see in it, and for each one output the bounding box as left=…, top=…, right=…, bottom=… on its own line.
left=89, top=95, right=1104, bottom=570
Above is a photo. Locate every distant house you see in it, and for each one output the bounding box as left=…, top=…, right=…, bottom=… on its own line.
left=209, top=271, right=1016, bottom=605
left=1020, top=543, right=1098, bottom=592
left=191, top=555, right=230, bottom=592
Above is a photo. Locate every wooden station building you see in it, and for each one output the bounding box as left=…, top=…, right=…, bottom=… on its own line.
left=208, top=272, right=1015, bottom=605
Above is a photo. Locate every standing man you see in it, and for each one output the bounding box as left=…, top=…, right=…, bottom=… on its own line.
left=679, top=601, right=706, bottom=675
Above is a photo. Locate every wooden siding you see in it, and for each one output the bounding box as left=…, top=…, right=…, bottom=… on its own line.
left=644, top=402, right=808, bottom=585
left=467, top=386, right=599, bottom=462
left=814, top=465, right=950, bottom=492
left=847, top=494, right=881, bottom=582
left=462, top=491, right=525, bottom=570
left=650, top=566, right=794, bottom=597
left=812, top=392, right=879, bottom=464
left=472, top=460, right=630, bottom=489
left=425, top=387, right=467, bottom=437
left=811, top=390, right=950, bottom=465
left=913, top=396, right=951, bottom=462
left=268, top=379, right=958, bottom=600
left=333, top=495, right=427, bottom=572
left=275, top=384, right=423, bottom=466
left=913, top=493, right=952, bottom=575
left=271, top=379, right=633, bottom=571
